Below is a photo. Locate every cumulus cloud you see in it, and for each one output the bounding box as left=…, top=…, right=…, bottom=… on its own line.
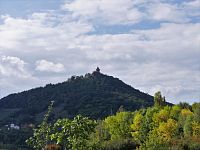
left=71, top=23, right=200, bottom=103
left=0, top=55, right=35, bottom=97
left=62, top=0, right=143, bottom=25
left=146, top=2, right=188, bottom=23
left=0, top=55, right=30, bottom=78
left=0, top=13, right=93, bottom=51
left=62, top=0, right=199, bottom=25
left=35, top=60, right=65, bottom=73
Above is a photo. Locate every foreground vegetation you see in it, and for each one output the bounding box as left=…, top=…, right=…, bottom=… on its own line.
left=26, top=92, right=200, bottom=150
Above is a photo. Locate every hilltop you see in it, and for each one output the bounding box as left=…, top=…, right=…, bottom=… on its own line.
left=0, top=68, right=154, bottom=126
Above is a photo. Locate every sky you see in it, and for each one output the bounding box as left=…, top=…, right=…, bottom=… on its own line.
left=0, top=0, right=199, bottom=104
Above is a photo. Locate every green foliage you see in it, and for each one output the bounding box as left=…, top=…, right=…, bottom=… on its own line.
left=88, top=120, right=110, bottom=148
left=130, top=103, right=200, bottom=150
left=4, top=101, right=200, bottom=150
left=131, top=112, right=144, bottom=143
left=170, top=136, right=200, bottom=150
left=192, top=121, right=200, bottom=137
left=0, top=72, right=154, bottom=125
left=26, top=101, right=54, bottom=150
left=153, top=91, right=166, bottom=107
left=104, top=111, right=134, bottom=140
left=152, top=106, right=171, bottom=127
left=193, top=102, right=200, bottom=123
left=145, top=107, right=159, bottom=130
left=51, top=118, right=71, bottom=146
left=51, top=115, right=96, bottom=150
left=0, top=81, right=198, bottom=150
left=0, top=129, right=32, bottom=149
left=178, top=102, right=192, bottom=110
left=27, top=106, right=96, bottom=150
left=170, top=105, right=181, bottom=120
left=184, top=115, right=193, bottom=137
left=140, top=131, right=170, bottom=150
left=157, top=118, right=178, bottom=141
left=0, top=71, right=198, bottom=150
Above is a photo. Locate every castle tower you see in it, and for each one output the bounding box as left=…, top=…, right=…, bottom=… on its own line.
left=96, top=67, right=100, bottom=72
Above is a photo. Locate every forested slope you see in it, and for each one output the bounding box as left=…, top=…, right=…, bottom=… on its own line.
left=0, top=69, right=154, bottom=126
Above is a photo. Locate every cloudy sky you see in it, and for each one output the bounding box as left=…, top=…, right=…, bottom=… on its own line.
left=0, top=0, right=199, bottom=104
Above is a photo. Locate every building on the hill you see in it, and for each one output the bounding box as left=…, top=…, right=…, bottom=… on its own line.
left=92, top=67, right=101, bottom=75
left=5, top=123, right=20, bottom=130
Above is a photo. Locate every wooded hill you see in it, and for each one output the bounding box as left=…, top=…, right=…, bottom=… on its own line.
left=0, top=68, right=154, bottom=126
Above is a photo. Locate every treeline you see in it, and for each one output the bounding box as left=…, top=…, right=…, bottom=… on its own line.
left=0, top=129, right=32, bottom=150
left=27, top=92, right=200, bottom=150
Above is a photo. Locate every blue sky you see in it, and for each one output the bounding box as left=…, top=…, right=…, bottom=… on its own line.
left=0, top=0, right=200, bottom=104
left=0, top=0, right=63, bottom=17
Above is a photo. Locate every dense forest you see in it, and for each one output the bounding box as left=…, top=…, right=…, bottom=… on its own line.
left=0, top=70, right=199, bottom=149
left=0, top=69, right=154, bottom=126
left=26, top=93, right=200, bottom=150
left=1, top=92, right=199, bottom=149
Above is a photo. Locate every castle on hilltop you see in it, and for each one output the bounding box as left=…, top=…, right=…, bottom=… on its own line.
left=92, top=67, right=101, bottom=75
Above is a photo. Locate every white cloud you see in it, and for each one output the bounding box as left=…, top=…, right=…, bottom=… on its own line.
left=0, top=55, right=30, bottom=78
left=62, top=0, right=200, bottom=25
left=62, top=0, right=143, bottom=25
left=35, top=60, right=65, bottom=73
left=182, top=0, right=200, bottom=18
left=71, top=23, right=200, bottom=103
left=146, top=2, right=188, bottom=23
left=183, top=0, right=200, bottom=9
left=0, top=13, right=93, bottom=51
left=0, top=0, right=199, bottom=104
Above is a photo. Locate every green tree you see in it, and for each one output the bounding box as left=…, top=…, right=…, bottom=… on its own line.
left=26, top=101, right=54, bottom=150
left=170, top=105, right=181, bottom=121
left=192, top=121, right=200, bottom=137
left=104, top=111, right=134, bottom=140
left=178, top=102, right=192, bottom=110
left=154, top=91, right=166, bottom=107
left=131, top=112, right=144, bottom=143
left=51, top=115, right=96, bottom=150
left=184, top=115, right=193, bottom=137
left=88, top=120, right=110, bottom=149
left=51, top=118, right=71, bottom=148
left=193, top=103, right=200, bottom=123
left=152, top=106, right=171, bottom=127
left=140, top=129, right=169, bottom=150
left=145, top=107, right=159, bottom=130
left=157, top=119, right=178, bottom=142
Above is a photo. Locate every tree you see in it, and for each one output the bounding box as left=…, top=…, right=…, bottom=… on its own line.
left=193, top=103, right=200, bottom=123
left=152, top=106, right=171, bottom=126
left=145, top=107, right=159, bottom=130
left=157, top=119, right=178, bottom=142
left=26, top=101, right=54, bottom=150
left=104, top=111, right=134, bottom=140
left=178, top=102, right=192, bottom=110
left=192, top=121, right=200, bottom=137
left=51, top=115, right=96, bottom=150
left=170, top=105, right=181, bottom=121
left=51, top=118, right=71, bottom=148
left=154, top=91, right=166, bottom=107
left=181, top=108, right=193, bottom=118
left=184, top=115, right=193, bottom=137
left=178, top=108, right=193, bottom=136
left=88, top=120, right=110, bottom=149
left=141, top=129, right=169, bottom=150
left=131, top=112, right=144, bottom=143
